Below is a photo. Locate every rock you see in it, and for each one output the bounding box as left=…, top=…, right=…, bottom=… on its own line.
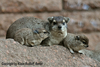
left=0, top=0, right=62, bottom=13
left=64, top=0, right=100, bottom=10
left=1, top=11, right=100, bottom=36
left=84, top=32, right=100, bottom=50
left=95, top=42, right=100, bottom=51
left=0, top=39, right=100, bottom=67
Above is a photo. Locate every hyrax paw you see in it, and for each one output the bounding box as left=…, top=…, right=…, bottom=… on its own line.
left=20, top=42, right=24, bottom=45
left=78, top=50, right=84, bottom=54
left=70, top=50, right=74, bottom=54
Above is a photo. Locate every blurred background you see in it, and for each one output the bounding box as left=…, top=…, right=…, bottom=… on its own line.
left=0, top=0, right=100, bottom=50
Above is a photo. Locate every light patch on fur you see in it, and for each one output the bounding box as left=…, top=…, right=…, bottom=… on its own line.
left=70, top=49, right=74, bottom=53
left=21, top=41, right=24, bottom=45
left=42, top=30, right=46, bottom=32
left=49, top=28, right=67, bottom=45
left=82, top=40, right=86, bottom=42
left=31, top=39, right=42, bottom=46
left=62, top=24, right=67, bottom=32
left=63, top=20, right=65, bottom=22
left=51, top=17, right=53, bottom=18
left=53, top=20, right=56, bottom=22
left=78, top=50, right=85, bottom=54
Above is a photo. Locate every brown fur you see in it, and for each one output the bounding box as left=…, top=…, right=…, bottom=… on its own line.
left=79, top=49, right=100, bottom=62
left=6, top=17, right=48, bottom=39
left=41, top=16, right=69, bottom=46
left=62, top=33, right=89, bottom=53
left=14, top=28, right=48, bottom=47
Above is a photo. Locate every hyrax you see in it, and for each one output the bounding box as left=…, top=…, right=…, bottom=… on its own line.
left=6, top=17, right=49, bottom=39
left=41, top=16, right=70, bottom=46
left=63, top=33, right=89, bottom=53
left=79, top=49, right=100, bottom=62
left=14, top=28, right=48, bottom=47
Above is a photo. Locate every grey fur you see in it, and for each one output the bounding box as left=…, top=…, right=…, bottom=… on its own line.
left=41, top=16, right=69, bottom=46
left=79, top=49, right=100, bottom=62
left=14, top=28, right=48, bottom=47
left=6, top=17, right=49, bottom=39
left=63, top=33, right=89, bottom=53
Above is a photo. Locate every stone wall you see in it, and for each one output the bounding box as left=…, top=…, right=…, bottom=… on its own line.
left=0, top=0, right=100, bottom=50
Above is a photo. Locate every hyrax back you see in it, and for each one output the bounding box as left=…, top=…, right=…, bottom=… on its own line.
left=63, top=33, right=89, bottom=53
left=41, top=16, right=70, bottom=46
left=79, top=49, right=100, bottom=62
left=14, top=28, right=48, bottom=47
left=6, top=17, right=48, bottom=39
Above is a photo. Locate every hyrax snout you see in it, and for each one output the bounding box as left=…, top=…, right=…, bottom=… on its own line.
left=41, top=16, right=70, bottom=46
left=14, top=28, right=48, bottom=47
left=63, top=33, right=89, bottom=53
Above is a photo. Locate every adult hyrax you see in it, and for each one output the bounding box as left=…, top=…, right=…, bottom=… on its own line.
left=41, top=16, right=70, bottom=46
left=79, top=49, right=100, bottom=62
left=6, top=17, right=49, bottom=39
left=63, top=33, right=89, bottom=53
left=14, top=28, right=48, bottom=47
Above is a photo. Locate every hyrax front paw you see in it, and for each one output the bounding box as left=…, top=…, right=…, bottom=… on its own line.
left=70, top=49, right=75, bottom=54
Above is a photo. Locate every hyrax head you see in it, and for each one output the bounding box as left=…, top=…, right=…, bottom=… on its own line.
left=48, top=16, right=70, bottom=32
left=75, top=34, right=89, bottom=51
left=32, top=28, right=48, bottom=38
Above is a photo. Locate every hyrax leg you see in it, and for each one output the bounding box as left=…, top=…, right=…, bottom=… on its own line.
left=40, top=37, right=52, bottom=46
left=14, top=37, right=24, bottom=45
left=27, top=39, right=42, bottom=47
left=27, top=40, right=36, bottom=47
left=24, top=39, right=31, bottom=46
left=67, top=45, right=74, bottom=53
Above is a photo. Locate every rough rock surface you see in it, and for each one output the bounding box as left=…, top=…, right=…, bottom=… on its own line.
left=0, top=0, right=100, bottom=12
left=85, top=32, right=100, bottom=50
left=0, top=11, right=100, bottom=36
left=0, top=0, right=100, bottom=36
left=0, top=39, right=100, bottom=67
left=64, top=0, right=100, bottom=10
left=0, top=1, right=100, bottom=66
left=0, top=0, right=62, bottom=12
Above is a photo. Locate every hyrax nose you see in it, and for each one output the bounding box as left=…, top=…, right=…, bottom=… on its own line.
left=58, top=25, right=62, bottom=29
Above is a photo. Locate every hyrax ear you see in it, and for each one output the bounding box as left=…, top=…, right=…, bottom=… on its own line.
left=48, top=17, right=54, bottom=23
left=75, top=36, right=80, bottom=40
left=64, top=17, right=70, bottom=23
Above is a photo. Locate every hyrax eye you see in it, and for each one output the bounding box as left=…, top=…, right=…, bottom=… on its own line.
left=43, top=32, right=47, bottom=34
left=53, top=22, right=57, bottom=25
left=62, top=22, right=65, bottom=25
left=83, top=42, right=87, bottom=44
left=82, top=40, right=87, bottom=44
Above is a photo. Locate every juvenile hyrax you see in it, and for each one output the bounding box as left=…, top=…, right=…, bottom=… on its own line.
left=79, top=49, right=100, bottom=62
left=63, top=33, right=89, bottom=53
left=6, top=17, right=48, bottom=39
left=41, top=16, right=70, bottom=46
left=14, top=28, right=48, bottom=47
